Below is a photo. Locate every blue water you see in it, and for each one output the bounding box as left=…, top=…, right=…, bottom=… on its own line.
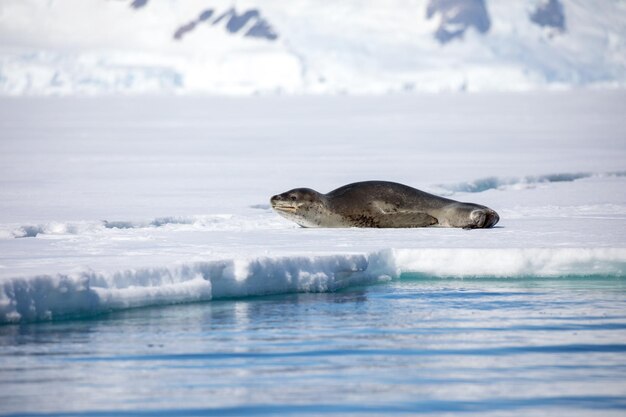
left=1, top=276, right=626, bottom=416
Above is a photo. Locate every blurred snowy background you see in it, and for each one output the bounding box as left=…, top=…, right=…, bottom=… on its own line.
left=1, top=0, right=625, bottom=95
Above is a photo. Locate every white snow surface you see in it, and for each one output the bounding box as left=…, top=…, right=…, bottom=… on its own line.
left=0, top=92, right=625, bottom=323
left=0, top=0, right=625, bottom=95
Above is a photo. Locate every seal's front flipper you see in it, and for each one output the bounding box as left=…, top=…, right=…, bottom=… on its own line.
left=368, top=201, right=437, bottom=228
left=375, top=212, right=437, bottom=228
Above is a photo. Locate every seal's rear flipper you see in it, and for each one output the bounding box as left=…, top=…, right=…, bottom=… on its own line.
left=469, top=208, right=500, bottom=229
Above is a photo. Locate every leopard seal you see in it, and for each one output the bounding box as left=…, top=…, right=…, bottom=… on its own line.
left=270, top=180, right=499, bottom=229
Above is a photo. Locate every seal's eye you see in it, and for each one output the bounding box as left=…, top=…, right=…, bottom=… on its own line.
left=290, top=195, right=297, bottom=201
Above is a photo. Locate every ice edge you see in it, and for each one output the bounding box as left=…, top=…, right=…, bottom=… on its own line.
left=1, top=248, right=625, bottom=324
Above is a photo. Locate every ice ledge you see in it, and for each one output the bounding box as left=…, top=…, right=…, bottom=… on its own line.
left=1, top=248, right=624, bottom=324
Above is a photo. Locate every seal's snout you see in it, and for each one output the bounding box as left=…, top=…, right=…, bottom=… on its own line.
left=270, top=193, right=290, bottom=206
left=270, top=193, right=298, bottom=213
left=270, top=194, right=283, bottom=209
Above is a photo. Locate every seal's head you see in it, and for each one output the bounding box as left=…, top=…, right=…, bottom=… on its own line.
left=270, top=188, right=329, bottom=227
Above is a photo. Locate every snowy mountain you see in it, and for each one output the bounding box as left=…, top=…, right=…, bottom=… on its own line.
left=0, top=0, right=624, bottom=95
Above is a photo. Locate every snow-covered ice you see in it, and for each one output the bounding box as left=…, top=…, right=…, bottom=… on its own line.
left=1, top=92, right=625, bottom=323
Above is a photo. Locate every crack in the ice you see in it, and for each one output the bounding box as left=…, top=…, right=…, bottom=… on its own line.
left=440, top=171, right=625, bottom=194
